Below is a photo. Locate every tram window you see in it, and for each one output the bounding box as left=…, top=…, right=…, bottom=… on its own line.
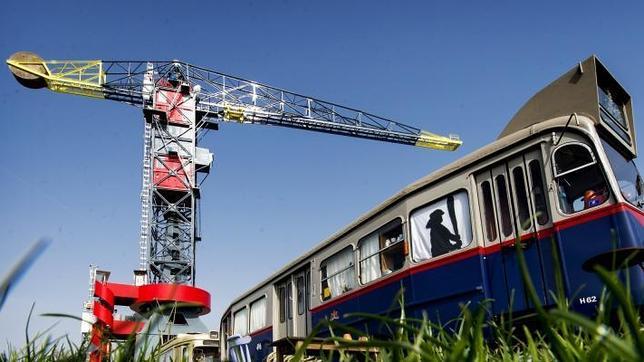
left=480, top=181, right=497, bottom=242
left=278, top=286, right=286, bottom=323
left=305, top=271, right=311, bottom=311
left=221, top=317, right=229, bottom=339
left=225, top=314, right=233, bottom=336
left=602, top=139, right=644, bottom=208
left=233, top=307, right=248, bottom=336
left=554, top=143, right=595, bottom=174
left=529, top=160, right=550, bottom=225
left=554, top=143, right=609, bottom=214
left=512, top=167, right=532, bottom=230
left=296, top=276, right=305, bottom=315
left=598, top=85, right=628, bottom=129
left=193, top=347, right=217, bottom=362
left=250, top=297, right=267, bottom=332
left=495, top=175, right=514, bottom=237
left=410, top=190, right=472, bottom=261
left=358, top=219, right=405, bottom=284
left=287, top=281, right=293, bottom=320
left=320, top=246, right=356, bottom=301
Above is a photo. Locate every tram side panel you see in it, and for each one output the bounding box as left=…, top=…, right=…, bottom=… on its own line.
left=311, top=177, right=483, bottom=333
left=615, top=207, right=644, bottom=306
left=553, top=193, right=644, bottom=315
left=248, top=327, right=272, bottom=361
left=310, top=272, right=413, bottom=338
left=555, top=211, right=621, bottom=315
left=310, top=256, right=487, bottom=337
left=407, top=251, right=486, bottom=323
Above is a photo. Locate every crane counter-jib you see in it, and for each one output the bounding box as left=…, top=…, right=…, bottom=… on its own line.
left=7, top=51, right=462, bottom=151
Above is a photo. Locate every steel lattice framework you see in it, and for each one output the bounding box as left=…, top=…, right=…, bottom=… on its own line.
left=7, top=52, right=462, bottom=286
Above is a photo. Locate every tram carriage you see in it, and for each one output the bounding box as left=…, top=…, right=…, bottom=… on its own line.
left=157, top=332, right=220, bottom=361
left=219, top=56, right=643, bottom=361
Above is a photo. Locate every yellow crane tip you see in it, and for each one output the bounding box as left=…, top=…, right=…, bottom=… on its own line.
left=7, top=51, right=47, bottom=89
left=415, top=130, right=462, bottom=151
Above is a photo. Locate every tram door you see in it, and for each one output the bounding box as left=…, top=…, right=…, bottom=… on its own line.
left=478, top=148, right=554, bottom=314
left=292, top=270, right=310, bottom=336
left=275, top=269, right=310, bottom=340
left=505, top=149, right=554, bottom=310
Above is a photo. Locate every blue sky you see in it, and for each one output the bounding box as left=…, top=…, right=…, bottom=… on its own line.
left=1, top=0, right=643, bottom=348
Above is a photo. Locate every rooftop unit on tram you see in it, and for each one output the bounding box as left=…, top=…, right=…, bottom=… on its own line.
left=500, top=55, right=636, bottom=157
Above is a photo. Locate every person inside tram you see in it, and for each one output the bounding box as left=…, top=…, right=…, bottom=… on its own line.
left=583, top=189, right=607, bottom=209
left=425, top=209, right=462, bottom=257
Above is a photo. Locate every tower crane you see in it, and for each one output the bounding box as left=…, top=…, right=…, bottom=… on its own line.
left=7, top=51, right=462, bottom=357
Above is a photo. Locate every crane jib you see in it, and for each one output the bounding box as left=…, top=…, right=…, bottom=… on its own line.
left=7, top=52, right=462, bottom=151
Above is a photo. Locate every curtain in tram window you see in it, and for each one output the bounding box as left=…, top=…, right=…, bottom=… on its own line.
left=326, top=247, right=356, bottom=297
left=233, top=308, right=248, bottom=336
left=250, top=297, right=266, bottom=332
left=410, top=191, right=472, bottom=262
left=359, top=233, right=381, bottom=284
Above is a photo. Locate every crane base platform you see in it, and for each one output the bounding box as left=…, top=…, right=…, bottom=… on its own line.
left=85, top=272, right=211, bottom=361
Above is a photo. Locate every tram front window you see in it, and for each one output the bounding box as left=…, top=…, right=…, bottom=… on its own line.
left=602, top=139, right=644, bottom=208
left=553, top=143, right=609, bottom=213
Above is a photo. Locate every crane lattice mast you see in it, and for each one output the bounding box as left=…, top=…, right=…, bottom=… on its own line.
left=7, top=51, right=462, bottom=286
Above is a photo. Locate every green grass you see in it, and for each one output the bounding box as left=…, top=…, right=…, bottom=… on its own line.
left=1, top=234, right=642, bottom=361
left=0, top=306, right=162, bottom=362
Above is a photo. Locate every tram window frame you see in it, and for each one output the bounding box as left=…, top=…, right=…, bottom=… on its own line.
left=249, top=296, right=267, bottom=332
left=495, top=174, right=514, bottom=238
left=221, top=314, right=231, bottom=339
left=320, top=246, right=356, bottom=302
left=480, top=181, right=498, bottom=242
left=287, top=281, right=293, bottom=320
left=410, top=189, right=473, bottom=262
left=305, top=270, right=311, bottom=312
left=357, top=218, right=406, bottom=285
left=528, top=159, right=550, bottom=225
left=278, top=286, right=286, bottom=323
left=512, top=166, right=532, bottom=230
left=296, top=275, right=305, bottom=315
left=233, top=307, right=249, bottom=336
left=552, top=142, right=610, bottom=214
left=598, top=84, right=629, bottom=132
left=225, top=313, right=233, bottom=336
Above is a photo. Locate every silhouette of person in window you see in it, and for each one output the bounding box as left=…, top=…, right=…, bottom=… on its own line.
left=426, top=209, right=462, bottom=257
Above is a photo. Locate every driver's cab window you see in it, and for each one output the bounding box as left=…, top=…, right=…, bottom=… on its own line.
left=553, top=143, right=609, bottom=213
